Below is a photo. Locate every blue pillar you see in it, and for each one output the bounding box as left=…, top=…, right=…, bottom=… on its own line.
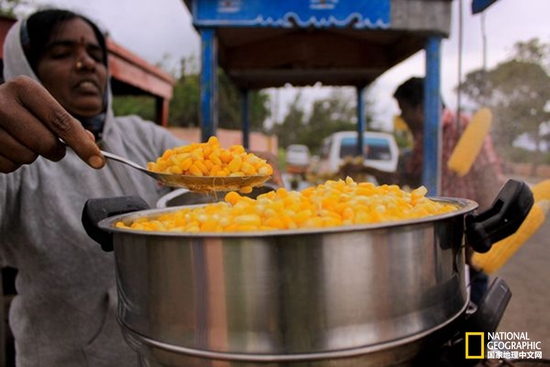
left=241, top=89, right=250, bottom=149
left=199, top=28, right=218, bottom=142
left=356, top=85, right=365, bottom=156
left=423, top=36, right=442, bottom=195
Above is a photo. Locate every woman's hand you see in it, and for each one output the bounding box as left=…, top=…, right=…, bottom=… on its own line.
left=0, top=76, right=105, bottom=173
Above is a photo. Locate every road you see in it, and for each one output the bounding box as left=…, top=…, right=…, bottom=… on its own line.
left=491, top=199, right=550, bottom=357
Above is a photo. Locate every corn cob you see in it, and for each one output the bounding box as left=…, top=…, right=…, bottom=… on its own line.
left=531, top=179, right=550, bottom=202
left=471, top=200, right=548, bottom=274
left=447, top=107, right=492, bottom=177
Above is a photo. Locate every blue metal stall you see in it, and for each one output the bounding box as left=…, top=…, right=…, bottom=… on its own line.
left=182, top=0, right=453, bottom=194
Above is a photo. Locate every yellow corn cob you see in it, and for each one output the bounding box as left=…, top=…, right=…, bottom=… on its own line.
left=447, top=107, right=492, bottom=177
left=531, top=179, right=550, bottom=202
left=471, top=200, right=548, bottom=274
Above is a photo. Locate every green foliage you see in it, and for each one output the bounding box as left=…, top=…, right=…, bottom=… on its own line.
left=217, top=71, right=270, bottom=131
left=169, top=73, right=200, bottom=127
left=110, top=55, right=271, bottom=130
left=305, top=90, right=358, bottom=152
left=272, top=88, right=379, bottom=155
left=272, top=92, right=307, bottom=150
left=112, top=95, right=155, bottom=121
left=165, top=59, right=270, bottom=130
left=461, top=37, right=550, bottom=165
left=504, top=146, right=550, bottom=165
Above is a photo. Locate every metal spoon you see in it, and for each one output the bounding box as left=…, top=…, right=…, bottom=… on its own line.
left=101, top=150, right=271, bottom=192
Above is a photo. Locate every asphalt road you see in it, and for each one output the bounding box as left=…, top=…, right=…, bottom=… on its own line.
left=491, top=202, right=550, bottom=357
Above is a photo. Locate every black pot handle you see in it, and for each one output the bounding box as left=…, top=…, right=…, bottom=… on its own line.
left=82, top=196, right=150, bottom=252
left=465, top=179, right=533, bottom=253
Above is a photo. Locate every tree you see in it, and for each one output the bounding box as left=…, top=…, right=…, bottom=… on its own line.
left=272, top=91, right=307, bottom=150
left=169, top=63, right=200, bottom=127
left=113, top=55, right=271, bottom=132
left=272, top=87, right=382, bottom=155
left=112, top=96, right=155, bottom=121
left=166, top=56, right=271, bottom=131
left=302, top=89, right=357, bottom=154
left=461, top=38, right=550, bottom=175
left=217, top=71, right=270, bottom=131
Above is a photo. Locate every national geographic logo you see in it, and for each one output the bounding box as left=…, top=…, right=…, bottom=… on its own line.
left=465, top=332, right=485, bottom=359
left=465, top=332, right=544, bottom=360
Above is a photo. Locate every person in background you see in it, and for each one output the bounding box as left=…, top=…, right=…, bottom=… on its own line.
left=0, top=9, right=184, bottom=366
left=392, top=77, right=506, bottom=209
left=392, top=77, right=507, bottom=305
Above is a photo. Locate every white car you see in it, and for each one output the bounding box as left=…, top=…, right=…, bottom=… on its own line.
left=317, top=131, right=399, bottom=175
left=285, top=144, right=311, bottom=172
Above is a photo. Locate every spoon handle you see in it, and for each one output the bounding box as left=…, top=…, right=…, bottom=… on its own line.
left=100, top=150, right=150, bottom=173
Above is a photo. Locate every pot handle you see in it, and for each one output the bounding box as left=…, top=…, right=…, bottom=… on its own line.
left=465, top=179, right=533, bottom=253
left=82, top=196, right=150, bottom=252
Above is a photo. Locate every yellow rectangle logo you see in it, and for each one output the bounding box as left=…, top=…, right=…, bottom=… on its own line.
left=465, top=332, right=485, bottom=359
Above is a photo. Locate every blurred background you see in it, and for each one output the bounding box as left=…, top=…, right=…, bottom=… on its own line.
left=2, top=0, right=549, bottom=182
left=1, top=1, right=549, bottom=366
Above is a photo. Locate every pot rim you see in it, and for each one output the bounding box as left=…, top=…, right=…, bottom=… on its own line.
left=98, top=196, right=478, bottom=238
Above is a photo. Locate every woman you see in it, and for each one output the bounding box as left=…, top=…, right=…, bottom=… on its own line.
left=0, top=9, right=182, bottom=366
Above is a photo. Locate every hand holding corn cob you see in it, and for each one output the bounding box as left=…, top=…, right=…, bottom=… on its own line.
left=447, top=108, right=493, bottom=177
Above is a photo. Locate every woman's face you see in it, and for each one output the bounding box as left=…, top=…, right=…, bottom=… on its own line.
left=36, top=18, right=107, bottom=118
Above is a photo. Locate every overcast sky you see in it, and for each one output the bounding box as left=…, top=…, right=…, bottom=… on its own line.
left=32, top=0, right=550, bottom=129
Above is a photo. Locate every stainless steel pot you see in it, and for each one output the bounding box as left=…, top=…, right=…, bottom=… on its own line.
left=82, top=180, right=533, bottom=367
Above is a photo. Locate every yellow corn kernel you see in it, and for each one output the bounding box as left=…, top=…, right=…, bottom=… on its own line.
left=161, top=149, right=173, bottom=160
left=240, top=162, right=256, bottom=175
left=225, top=191, right=242, bottom=205
left=179, top=157, right=193, bottom=171
left=147, top=137, right=273, bottom=181
left=203, top=160, right=214, bottom=171
left=239, top=185, right=253, bottom=194
left=215, top=168, right=229, bottom=177
left=188, top=164, right=203, bottom=177
left=169, top=165, right=183, bottom=174
left=206, top=136, right=220, bottom=147
left=229, top=145, right=245, bottom=154
left=208, top=152, right=223, bottom=167
left=200, top=218, right=221, bottom=232
left=194, top=160, right=209, bottom=175
left=227, top=155, right=242, bottom=173
left=209, top=165, right=222, bottom=176
left=116, top=177, right=458, bottom=233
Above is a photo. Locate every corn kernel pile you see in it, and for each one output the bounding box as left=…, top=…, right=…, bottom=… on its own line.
left=147, top=136, right=273, bottom=178
left=116, top=177, right=457, bottom=233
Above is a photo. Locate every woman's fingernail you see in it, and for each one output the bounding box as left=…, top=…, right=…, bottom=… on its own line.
left=88, top=155, right=104, bottom=169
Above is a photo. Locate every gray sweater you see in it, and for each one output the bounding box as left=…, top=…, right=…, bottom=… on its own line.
left=1, top=19, right=182, bottom=367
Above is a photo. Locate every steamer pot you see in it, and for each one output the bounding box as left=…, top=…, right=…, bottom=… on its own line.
left=82, top=180, right=533, bottom=367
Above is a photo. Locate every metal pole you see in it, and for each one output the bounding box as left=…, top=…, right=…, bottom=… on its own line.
left=199, top=27, right=218, bottom=142
left=241, top=89, right=250, bottom=149
left=356, top=85, right=365, bottom=157
left=423, top=36, right=442, bottom=195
